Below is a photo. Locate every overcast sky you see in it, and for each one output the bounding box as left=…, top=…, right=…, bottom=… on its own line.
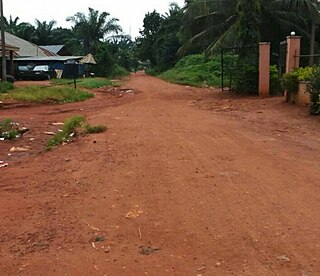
left=3, top=0, right=185, bottom=39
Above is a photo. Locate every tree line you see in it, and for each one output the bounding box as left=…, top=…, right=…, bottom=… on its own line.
left=4, top=0, right=320, bottom=76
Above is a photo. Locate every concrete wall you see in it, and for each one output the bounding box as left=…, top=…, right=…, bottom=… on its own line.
left=286, top=82, right=310, bottom=106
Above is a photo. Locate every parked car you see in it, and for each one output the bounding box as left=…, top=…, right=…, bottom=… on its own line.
left=31, top=65, right=57, bottom=80
left=16, top=65, right=34, bottom=80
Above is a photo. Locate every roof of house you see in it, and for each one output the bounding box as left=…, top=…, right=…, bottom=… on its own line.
left=39, top=45, right=65, bottom=54
left=14, top=56, right=83, bottom=62
left=4, top=32, right=56, bottom=57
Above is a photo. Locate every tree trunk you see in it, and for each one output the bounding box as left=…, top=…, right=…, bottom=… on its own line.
left=0, top=0, right=7, bottom=82
left=309, top=21, right=316, bottom=66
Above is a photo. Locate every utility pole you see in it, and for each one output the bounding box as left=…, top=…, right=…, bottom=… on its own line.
left=309, top=0, right=318, bottom=66
left=0, top=0, right=6, bottom=82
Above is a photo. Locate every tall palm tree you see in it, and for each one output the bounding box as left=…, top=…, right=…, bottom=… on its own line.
left=33, top=20, right=56, bottom=45
left=179, top=0, right=309, bottom=55
left=4, top=15, right=20, bottom=34
left=67, top=7, right=122, bottom=54
left=278, top=0, right=320, bottom=65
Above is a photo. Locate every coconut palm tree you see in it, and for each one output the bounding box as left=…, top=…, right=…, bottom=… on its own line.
left=67, top=7, right=122, bottom=54
left=179, top=0, right=309, bottom=55
left=278, top=0, right=320, bottom=65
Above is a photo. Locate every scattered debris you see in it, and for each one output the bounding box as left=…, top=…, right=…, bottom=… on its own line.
left=92, top=236, right=106, bottom=242
left=138, top=227, right=142, bottom=240
left=139, top=246, right=160, bottom=255
left=10, top=146, right=31, bottom=152
left=277, top=255, right=290, bottom=262
left=0, top=161, right=8, bottom=168
left=87, top=224, right=100, bottom=231
left=219, top=171, right=239, bottom=177
left=44, top=131, right=56, bottom=135
left=197, top=266, right=206, bottom=271
left=51, top=122, right=64, bottom=126
left=126, top=205, right=144, bottom=219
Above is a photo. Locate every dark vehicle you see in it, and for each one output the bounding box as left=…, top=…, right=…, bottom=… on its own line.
left=16, top=65, right=34, bottom=80
left=31, top=65, right=56, bottom=80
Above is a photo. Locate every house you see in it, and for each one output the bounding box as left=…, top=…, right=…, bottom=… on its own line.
left=0, top=41, right=20, bottom=76
left=2, top=32, right=86, bottom=78
left=4, top=32, right=56, bottom=57
left=40, top=45, right=72, bottom=56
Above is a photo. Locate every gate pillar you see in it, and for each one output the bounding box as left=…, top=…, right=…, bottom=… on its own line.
left=259, top=42, right=271, bottom=97
left=286, top=35, right=301, bottom=73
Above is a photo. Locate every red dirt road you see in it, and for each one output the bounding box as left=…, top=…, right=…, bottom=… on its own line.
left=1, top=73, right=320, bottom=275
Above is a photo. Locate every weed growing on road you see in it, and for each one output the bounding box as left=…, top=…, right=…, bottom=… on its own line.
left=0, top=118, right=19, bottom=139
left=47, top=116, right=106, bottom=149
left=85, top=124, right=107, bottom=134
left=0, top=86, right=94, bottom=103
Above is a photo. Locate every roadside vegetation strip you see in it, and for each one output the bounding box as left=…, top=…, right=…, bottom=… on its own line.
left=0, top=82, right=14, bottom=94
left=157, top=54, right=222, bottom=87
left=51, top=78, right=113, bottom=89
left=0, top=86, right=94, bottom=103
left=47, top=115, right=106, bottom=149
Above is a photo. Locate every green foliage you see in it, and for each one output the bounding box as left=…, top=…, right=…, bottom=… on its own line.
left=85, top=124, right=107, bottom=134
left=47, top=116, right=107, bottom=149
left=283, top=67, right=315, bottom=93
left=137, top=11, right=164, bottom=66
left=67, top=7, right=122, bottom=54
left=52, top=78, right=112, bottom=89
left=283, top=71, right=300, bottom=93
left=236, top=0, right=261, bottom=47
left=0, top=86, right=94, bottom=103
left=159, top=54, right=221, bottom=87
left=0, top=118, right=19, bottom=140
left=306, top=67, right=320, bottom=115
left=0, top=82, right=14, bottom=93
left=231, top=56, right=259, bottom=94
left=269, top=65, right=283, bottom=95
left=47, top=116, right=85, bottom=148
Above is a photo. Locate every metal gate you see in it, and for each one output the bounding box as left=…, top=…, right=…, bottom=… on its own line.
left=278, top=40, right=287, bottom=77
left=221, top=46, right=259, bottom=94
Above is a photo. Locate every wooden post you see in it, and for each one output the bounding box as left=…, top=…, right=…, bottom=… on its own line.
left=259, top=42, right=270, bottom=98
left=0, top=0, right=6, bottom=81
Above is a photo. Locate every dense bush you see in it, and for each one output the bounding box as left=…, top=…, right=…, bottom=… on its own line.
left=306, top=67, right=320, bottom=115
left=159, top=54, right=222, bottom=87
left=231, top=56, right=258, bottom=94
left=283, top=66, right=315, bottom=93
left=269, top=65, right=283, bottom=95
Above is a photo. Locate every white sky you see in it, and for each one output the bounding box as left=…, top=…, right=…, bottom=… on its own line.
left=3, top=0, right=185, bottom=39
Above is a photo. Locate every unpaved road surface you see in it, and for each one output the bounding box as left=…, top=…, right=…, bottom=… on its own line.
left=1, top=73, right=320, bottom=275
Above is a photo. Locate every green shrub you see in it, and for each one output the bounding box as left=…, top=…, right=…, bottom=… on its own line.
left=231, top=57, right=258, bottom=94
left=0, top=82, right=14, bottom=93
left=269, top=65, right=283, bottom=95
left=159, top=54, right=222, bottom=87
left=283, top=71, right=300, bottom=93
left=306, top=67, right=320, bottom=115
left=283, top=66, right=315, bottom=94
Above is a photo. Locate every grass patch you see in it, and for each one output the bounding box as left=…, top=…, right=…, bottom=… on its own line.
left=0, top=118, right=19, bottom=140
left=47, top=115, right=107, bottom=149
left=158, top=54, right=222, bottom=87
left=52, top=77, right=113, bottom=89
left=0, top=86, right=94, bottom=103
left=85, top=124, right=107, bottom=134
left=0, top=82, right=14, bottom=93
